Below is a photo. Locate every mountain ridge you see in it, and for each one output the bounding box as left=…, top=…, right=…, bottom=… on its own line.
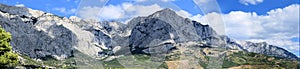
left=0, top=4, right=298, bottom=62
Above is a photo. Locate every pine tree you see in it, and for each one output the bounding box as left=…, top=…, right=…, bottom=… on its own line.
left=0, top=26, right=19, bottom=66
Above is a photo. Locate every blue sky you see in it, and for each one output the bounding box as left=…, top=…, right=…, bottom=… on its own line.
left=0, top=0, right=299, bottom=57
left=1, top=0, right=299, bottom=16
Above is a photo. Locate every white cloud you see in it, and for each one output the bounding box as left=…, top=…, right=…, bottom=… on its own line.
left=99, top=5, right=124, bottom=19
left=134, top=0, right=146, bottom=2
left=239, top=0, right=263, bottom=5
left=224, top=4, right=299, bottom=53
left=134, top=0, right=175, bottom=2
left=15, top=4, right=25, bottom=7
left=188, top=12, right=226, bottom=35
left=193, top=0, right=220, bottom=13
left=197, top=4, right=300, bottom=41
left=76, top=1, right=190, bottom=21
left=77, top=3, right=164, bottom=20
left=121, top=3, right=133, bottom=9
left=223, top=11, right=263, bottom=39
left=54, top=7, right=76, bottom=15
left=193, top=0, right=225, bottom=35
left=124, top=4, right=163, bottom=17
left=77, top=6, right=101, bottom=20
left=176, top=10, right=192, bottom=18
left=161, top=0, right=176, bottom=2
left=188, top=4, right=299, bottom=54
left=190, top=14, right=208, bottom=25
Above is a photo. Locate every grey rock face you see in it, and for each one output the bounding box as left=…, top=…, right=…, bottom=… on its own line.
left=245, top=42, right=298, bottom=59
left=126, top=9, right=298, bottom=59
left=129, top=18, right=177, bottom=54
left=229, top=40, right=298, bottom=59
left=0, top=4, right=77, bottom=60
left=0, top=4, right=298, bottom=60
left=126, top=9, right=218, bottom=55
left=222, top=36, right=298, bottom=59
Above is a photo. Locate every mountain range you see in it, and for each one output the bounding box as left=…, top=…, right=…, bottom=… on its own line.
left=0, top=4, right=299, bottom=69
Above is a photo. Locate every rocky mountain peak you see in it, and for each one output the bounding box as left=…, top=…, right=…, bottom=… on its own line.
left=158, top=8, right=174, bottom=13
left=150, top=8, right=176, bottom=17
left=148, top=8, right=183, bottom=21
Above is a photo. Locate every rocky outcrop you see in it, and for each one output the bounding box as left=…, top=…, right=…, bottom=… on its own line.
left=228, top=39, right=299, bottom=59
left=0, top=4, right=298, bottom=60
left=127, top=9, right=217, bottom=54
left=0, top=4, right=103, bottom=60
left=126, top=9, right=298, bottom=59
left=0, top=4, right=76, bottom=60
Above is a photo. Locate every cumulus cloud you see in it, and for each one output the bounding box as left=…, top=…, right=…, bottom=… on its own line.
left=15, top=4, right=25, bottom=7
left=239, top=0, right=263, bottom=5
left=161, top=0, right=176, bottom=2
left=176, top=10, right=192, bottom=18
left=222, top=11, right=263, bottom=39
left=134, top=0, right=146, bottom=2
left=54, top=7, right=76, bottom=15
left=77, top=5, right=123, bottom=20
left=193, top=0, right=221, bottom=13
left=225, top=4, right=299, bottom=40
left=188, top=4, right=299, bottom=55
left=134, top=0, right=176, bottom=2
left=123, top=3, right=163, bottom=17
left=223, top=4, right=299, bottom=53
left=77, top=2, right=192, bottom=21
left=193, top=0, right=225, bottom=35
left=76, top=3, right=163, bottom=20
left=188, top=4, right=299, bottom=56
left=99, top=5, right=124, bottom=19
left=190, top=14, right=209, bottom=25
left=77, top=6, right=101, bottom=20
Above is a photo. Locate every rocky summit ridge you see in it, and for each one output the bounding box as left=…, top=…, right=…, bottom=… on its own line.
left=0, top=4, right=298, bottom=61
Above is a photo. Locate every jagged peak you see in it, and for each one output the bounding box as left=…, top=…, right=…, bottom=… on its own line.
left=156, top=8, right=175, bottom=14
left=149, top=8, right=178, bottom=18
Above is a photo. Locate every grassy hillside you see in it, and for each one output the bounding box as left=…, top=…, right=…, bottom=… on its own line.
left=90, top=50, right=300, bottom=69
left=8, top=50, right=300, bottom=69
left=222, top=51, right=299, bottom=69
left=3, top=41, right=299, bottom=69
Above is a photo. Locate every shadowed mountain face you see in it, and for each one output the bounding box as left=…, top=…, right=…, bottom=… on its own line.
left=129, top=18, right=177, bottom=54
left=0, top=4, right=298, bottom=62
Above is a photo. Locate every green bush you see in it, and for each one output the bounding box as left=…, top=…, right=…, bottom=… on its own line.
left=0, top=26, right=19, bottom=66
left=0, top=27, right=12, bottom=54
left=0, top=52, right=18, bottom=65
left=222, top=58, right=240, bottom=68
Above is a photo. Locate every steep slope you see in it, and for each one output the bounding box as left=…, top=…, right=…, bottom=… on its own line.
left=127, top=8, right=218, bottom=55
left=0, top=4, right=76, bottom=60
left=225, top=37, right=299, bottom=59
left=126, top=8, right=298, bottom=60
left=0, top=4, right=106, bottom=60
